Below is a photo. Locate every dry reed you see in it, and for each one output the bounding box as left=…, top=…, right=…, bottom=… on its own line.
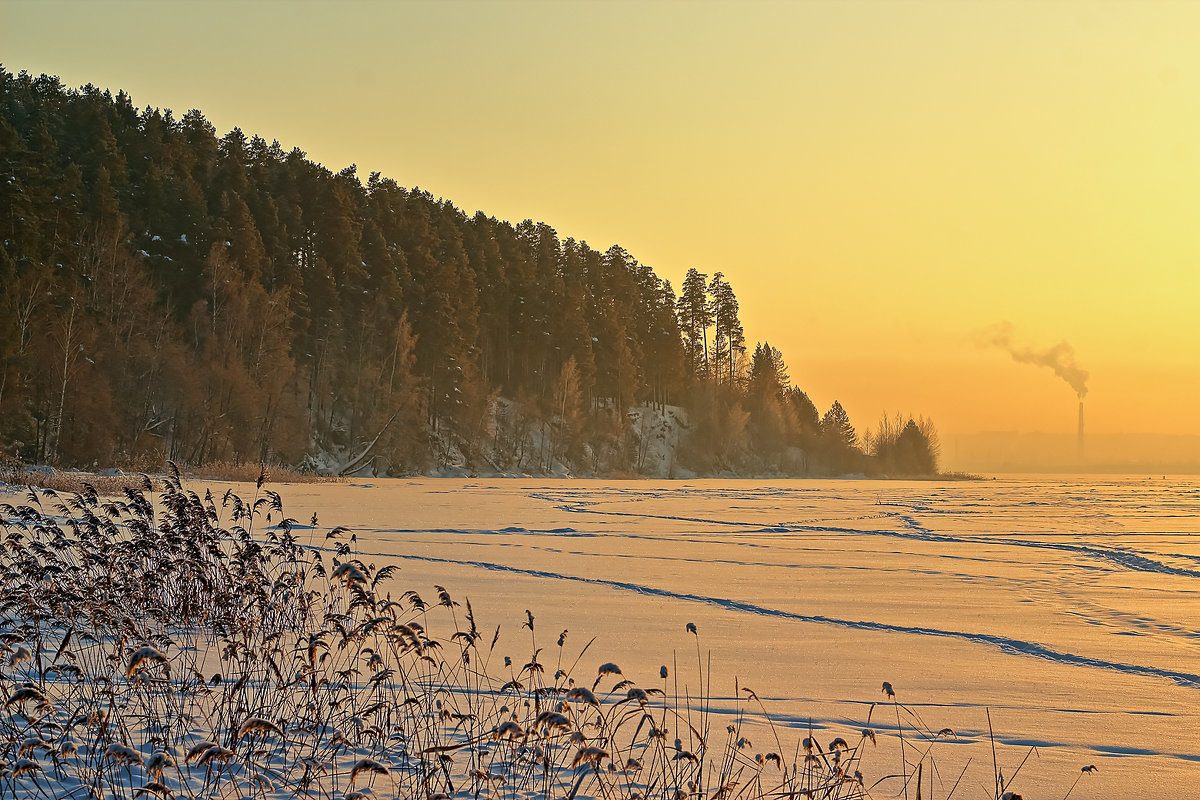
left=0, top=472, right=1066, bottom=800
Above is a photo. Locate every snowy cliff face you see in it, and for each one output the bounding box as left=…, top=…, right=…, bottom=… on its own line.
left=307, top=397, right=826, bottom=479
left=308, top=401, right=692, bottom=479
left=429, top=401, right=691, bottom=479
left=624, top=405, right=689, bottom=478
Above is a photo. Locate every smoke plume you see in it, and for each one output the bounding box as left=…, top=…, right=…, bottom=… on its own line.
left=983, top=321, right=1089, bottom=399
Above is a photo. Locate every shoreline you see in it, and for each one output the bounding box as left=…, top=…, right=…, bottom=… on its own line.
left=0, top=463, right=980, bottom=495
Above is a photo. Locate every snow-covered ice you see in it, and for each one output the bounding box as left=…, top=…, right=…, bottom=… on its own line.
left=3, top=473, right=1197, bottom=799
left=264, top=475, right=1200, bottom=798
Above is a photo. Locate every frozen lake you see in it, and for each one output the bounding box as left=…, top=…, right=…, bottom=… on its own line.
left=235, top=476, right=1200, bottom=796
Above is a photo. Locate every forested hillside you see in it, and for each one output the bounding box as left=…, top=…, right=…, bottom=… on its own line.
left=0, top=69, right=940, bottom=476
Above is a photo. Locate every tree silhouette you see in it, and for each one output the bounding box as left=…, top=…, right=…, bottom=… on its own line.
left=821, top=400, right=857, bottom=450
left=0, top=68, right=943, bottom=479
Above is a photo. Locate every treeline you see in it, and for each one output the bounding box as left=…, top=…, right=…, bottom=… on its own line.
left=0, top=69, right=940, bottom=477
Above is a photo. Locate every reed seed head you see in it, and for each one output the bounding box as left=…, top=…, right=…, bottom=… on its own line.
left=127, top=645, right=169, bottom=679
left=105, top=743, right=144, bottom=766
left=571, top=746, right=608, bottom=768
left=349, top=758, right=390, bottom=784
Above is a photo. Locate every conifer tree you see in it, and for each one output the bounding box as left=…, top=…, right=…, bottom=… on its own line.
left=708, top=272, right=744, bottom=388
left=677, top=268, right=711, bottom=381
left=821, top=400, right=857, bottom=450
left=893, top=418, right=939, bottom=475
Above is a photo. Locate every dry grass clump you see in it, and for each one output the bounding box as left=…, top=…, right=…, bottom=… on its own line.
left=0, top=460, right=338, bottom=499
left=0, top=464, right=147, bottom=496
left=183, top=460, right=342, bottom=484
left=0, top=473, right=1055, bottom=800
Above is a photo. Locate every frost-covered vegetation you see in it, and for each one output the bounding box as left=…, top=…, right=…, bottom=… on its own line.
left=0, top=472, right=1025, bottom=800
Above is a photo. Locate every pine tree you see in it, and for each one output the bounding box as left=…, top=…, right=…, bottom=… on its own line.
left=821, top=400, right=857, bottom=450
left=893, top=418, right=939, bottom=475
left=708, top=272, right=744, bottom=388
left=676, top=268, right=711, bottom=381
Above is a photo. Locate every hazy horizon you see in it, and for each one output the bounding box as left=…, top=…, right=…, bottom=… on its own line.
left=945, top=430, right=1200, bottom=475
left=7, top=0, right=1199, bottom=455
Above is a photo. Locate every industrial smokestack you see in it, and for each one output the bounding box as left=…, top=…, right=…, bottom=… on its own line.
left=1077, top=400, right=1084, bottom=462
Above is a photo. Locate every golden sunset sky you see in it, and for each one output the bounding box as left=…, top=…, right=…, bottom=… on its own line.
left=7, top=0, right=1198, bottom=444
